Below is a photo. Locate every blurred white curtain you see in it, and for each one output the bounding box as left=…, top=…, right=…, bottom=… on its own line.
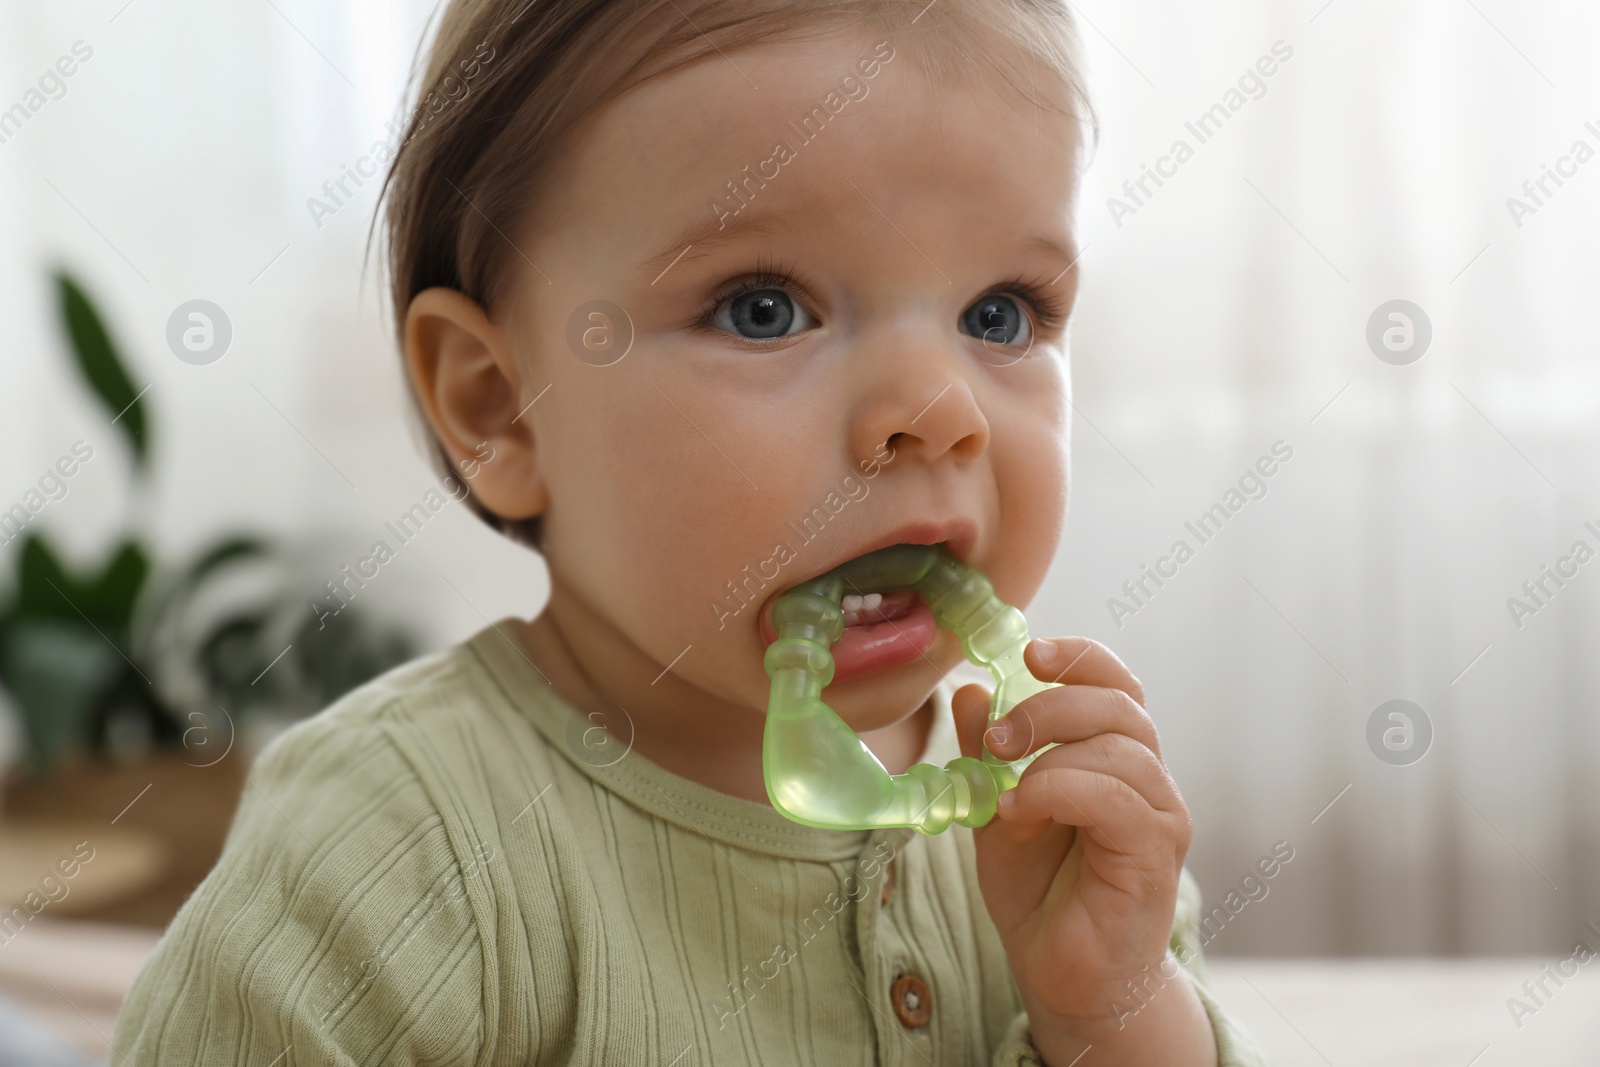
left=3, top=0, right=1598, bottom=956
left=1056, top=0, right=1600, bottom=955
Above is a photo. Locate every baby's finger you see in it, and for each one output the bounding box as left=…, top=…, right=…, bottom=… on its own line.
left=984, top=683, right=1161, bottom=763
left=999, top=764, right=1177, bottom=861
left=1024, top=637, right=1145, bottom=707
left=952, top=682, right=992, bottom=762
left=1019, top=734, right=1184, bottom=816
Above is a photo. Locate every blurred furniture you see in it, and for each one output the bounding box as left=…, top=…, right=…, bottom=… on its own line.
left=0, top=920, right=161, bottom=1063
left=0, top=750, right=246, bottom=927
left=0, top=749, right=245, bottom=1063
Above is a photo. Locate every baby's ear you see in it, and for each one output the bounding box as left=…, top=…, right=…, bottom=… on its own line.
left=403, top=287, right=546, bottom=521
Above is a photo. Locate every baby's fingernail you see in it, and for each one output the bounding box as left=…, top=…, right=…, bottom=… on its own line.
left=986, top=721, right=1010, bottom=747
left=1032, top=639, right=1060, bottom=669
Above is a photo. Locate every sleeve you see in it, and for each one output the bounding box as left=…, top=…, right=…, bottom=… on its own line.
left=1167, top=866, right=1273, bottom=1066
left=110, top=709, right=492, bottom=1066
left=986, top=867, right=1272, bottom=1066
left=990, top=1012, right=1046, bottom=1067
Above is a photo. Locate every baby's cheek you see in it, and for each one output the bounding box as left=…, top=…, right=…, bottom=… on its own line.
left=625, top=551, right=776, bottom=707
left=990, top=414, right=1069, bottom=607
left=543, top=348, right=843, bottom=694
left=593, top=465, right=776, bottom=666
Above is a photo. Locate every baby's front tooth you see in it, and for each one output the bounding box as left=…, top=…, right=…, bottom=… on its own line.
left=863, top=593, right=883, bottom=611
left=841, top=594, right=864, bottom=613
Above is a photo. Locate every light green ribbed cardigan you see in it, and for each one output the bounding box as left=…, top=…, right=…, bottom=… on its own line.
left=112, top=622, right=1270, bottom=1065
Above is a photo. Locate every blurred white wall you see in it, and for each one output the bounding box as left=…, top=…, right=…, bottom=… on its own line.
left=2, top=0, right=1598, bottom=956
left=0, top=0, right=547, bottom=658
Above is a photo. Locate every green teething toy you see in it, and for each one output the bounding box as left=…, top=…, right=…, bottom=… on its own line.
left=762, top=544, right=1059, bottom=834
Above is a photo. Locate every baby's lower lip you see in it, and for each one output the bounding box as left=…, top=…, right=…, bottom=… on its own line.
left=828, top=596, right=937, bottom=684
left=760, top=589, right=937, bottom=685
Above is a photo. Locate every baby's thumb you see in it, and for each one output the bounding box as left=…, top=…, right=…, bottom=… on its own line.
left=951, top=683, right=992, bottom=762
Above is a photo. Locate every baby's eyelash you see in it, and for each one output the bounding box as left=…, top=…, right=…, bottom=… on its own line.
left=692, top=259, right=1072, bottom=334
left=990, top=275, right=1072, bottom=333
left=694, top=255, right=814, bottom=331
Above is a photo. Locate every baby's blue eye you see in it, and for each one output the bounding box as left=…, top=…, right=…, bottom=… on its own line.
left=712, top=288, right=812, bottom=340
left=960, top=294, right=1032, bottom=347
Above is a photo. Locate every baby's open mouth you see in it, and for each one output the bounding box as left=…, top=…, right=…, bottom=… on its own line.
left=760, top=546, right=950, bottom=686
left=837, top=588, right=918, bottom=629
left=809, top=582, right=936, bottom=685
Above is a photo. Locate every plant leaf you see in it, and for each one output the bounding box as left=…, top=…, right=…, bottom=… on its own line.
left=82, top=539, right=149, bottom=626
left=13, top=533, right=148, bottom=629
left=15, top=533, right=83, bottom=622
left=55, top=270, right=148, bottom=466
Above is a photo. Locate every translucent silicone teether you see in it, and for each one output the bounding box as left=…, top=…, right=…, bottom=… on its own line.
left=762, top=544, right=1060, bottom=834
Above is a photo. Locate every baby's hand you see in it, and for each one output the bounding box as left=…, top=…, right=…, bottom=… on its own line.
left=952, top=637, right=1217, bottom=1065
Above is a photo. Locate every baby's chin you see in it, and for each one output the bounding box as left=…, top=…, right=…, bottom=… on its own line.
left=817, top=640, right=958, bottom=732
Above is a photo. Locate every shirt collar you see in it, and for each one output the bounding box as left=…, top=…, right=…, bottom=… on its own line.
left=469, top=619, right=960, bottom=861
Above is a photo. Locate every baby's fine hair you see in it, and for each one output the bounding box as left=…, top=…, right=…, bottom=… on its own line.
left=377, top=0, right=1092, bottom=549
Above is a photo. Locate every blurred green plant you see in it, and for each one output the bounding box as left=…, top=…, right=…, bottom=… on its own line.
left=0, top=271, right=416, bottom=775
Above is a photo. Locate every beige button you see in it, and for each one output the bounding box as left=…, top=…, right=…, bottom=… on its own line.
left=880, top=858, right=896, bottom=905
left=891, top=973, right=932, bottom=1028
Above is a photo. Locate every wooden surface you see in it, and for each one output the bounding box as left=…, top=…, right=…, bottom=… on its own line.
left=0, top=823, right=166, bottom=915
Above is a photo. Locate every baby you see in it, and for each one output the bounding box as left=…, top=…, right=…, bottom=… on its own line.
left=114, top=1, right=1271, bottom=1064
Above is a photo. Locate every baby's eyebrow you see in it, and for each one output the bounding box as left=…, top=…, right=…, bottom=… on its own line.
left=1020, top=234, right=1081, bottom=279
left=637, top=209, right=1079, bottom=286
left=638, top=210, right=790, bottom=280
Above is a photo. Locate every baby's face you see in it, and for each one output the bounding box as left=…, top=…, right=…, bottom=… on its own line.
left=510, top=26, right=1080, bottom=729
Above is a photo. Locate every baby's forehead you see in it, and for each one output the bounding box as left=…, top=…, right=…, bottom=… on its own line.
left=603, top=32, right=1071, bottom=155
left=545, top=35, right=1081, bottom=269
